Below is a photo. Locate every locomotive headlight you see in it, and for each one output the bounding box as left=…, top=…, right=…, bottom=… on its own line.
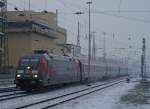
left=27, top=66, right=31, bottom=70
left=34, top=74, right=38, bottom=78
left=17, top=74, right=21, bottom=78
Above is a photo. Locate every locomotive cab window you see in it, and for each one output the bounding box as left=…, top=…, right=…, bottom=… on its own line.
left=18, top=57, right=39, bottom=69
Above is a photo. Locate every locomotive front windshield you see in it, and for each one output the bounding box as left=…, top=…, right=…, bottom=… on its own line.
left=18, top=56, right=39, bottom=69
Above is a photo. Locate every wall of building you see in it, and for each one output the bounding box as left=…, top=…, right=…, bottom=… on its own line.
left=31, top=32, right=57, bottom=53
left=55, top=27, right=67, bottom=44
left=8, top=31, right=66, bottom=67
left=8, top=32, right=32, bottom=66
left=7, top=11, right=67, bottom=67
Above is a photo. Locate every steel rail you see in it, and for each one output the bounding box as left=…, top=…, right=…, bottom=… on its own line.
left=0, top=87, right=19, bottom=93
left=0, top=92, right=30, bottom=102
left=42, top=80, right=124, bottom=109
left=0, top=91, right=25, bottom=98
left=15, top=78, right=125, bottom=109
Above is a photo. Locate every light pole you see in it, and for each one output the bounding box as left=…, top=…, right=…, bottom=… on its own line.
left=92, top=32, right=96, bottom=60
left=87, top=1, right=92, bottom=82
left=102, top=32, right=108, bottom=77
left=28, top=0, right=31, bottom=12
left=141, top=38, right=146, bottom=81
left=74, top=12, right=84, bottom=46
left=103, top=32, right=106, bottom=62
left=28, top=0, right=32, bottom=19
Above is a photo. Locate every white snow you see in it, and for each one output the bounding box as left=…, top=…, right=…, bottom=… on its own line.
left=0, top=82, right=15, bottom=88
left=119, top=104, right=150, bottom=109
left=0, top=79, right=14, bottom=88
left=1, top=79, right=149, bottom=109
left=0, top=80, right=115, bottom=109
left=0, top=85, right=15, bottom=89
left=51, top=82, right=137, bottom=109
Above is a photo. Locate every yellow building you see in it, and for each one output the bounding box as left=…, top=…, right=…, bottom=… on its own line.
left=7, top=11, right=67, bottom=67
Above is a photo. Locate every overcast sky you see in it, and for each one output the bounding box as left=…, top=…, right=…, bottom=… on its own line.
left=7, top=0, right=150, bottom=62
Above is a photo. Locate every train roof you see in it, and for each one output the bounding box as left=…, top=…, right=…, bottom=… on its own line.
left=21, top=53, right=77, bottom=62
left=21, top=51, right=127, bottom=68
left=76, top=56, right=127, bottom=68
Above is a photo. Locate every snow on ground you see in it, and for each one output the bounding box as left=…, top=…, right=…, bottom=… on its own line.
left=119, top=104, right=150, bottom=109
left=0, top=79, right=15, bottom=88
left=51, top=82, right=137, bottom=109
left=0, top=80, right=115, bottom=109
left=0, top=84, right=15, bottom=89
left=1, top=79, right=147, bottom=109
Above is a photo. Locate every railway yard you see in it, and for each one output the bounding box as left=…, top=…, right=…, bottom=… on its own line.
left=0, top=0, right=150, bottom=109
left=1, top=77, right=150, bottom=109
left=0, top=78, right=133, bottom=109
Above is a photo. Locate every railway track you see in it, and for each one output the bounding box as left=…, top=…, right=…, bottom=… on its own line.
left=0, top=90, right=26, bottom=98
left=0, top=87, right=20, bottom=93
left=0, top=91, right=29, bottom=102
left=15, top=79, right=125, bottom=109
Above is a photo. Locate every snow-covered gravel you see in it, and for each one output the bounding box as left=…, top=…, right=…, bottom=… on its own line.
left=0, top=91, right=24, bottom=97
left=0, top=79, right=14, bottom=88
left=50, top=82, right=137, bottom=109
left=0, top=80, right=116, bottom=109
left=119, top=104, right=150, bottom=109
left=0, top=85, right=15, bottom=89
left=1, top=79, right=145, bottom=109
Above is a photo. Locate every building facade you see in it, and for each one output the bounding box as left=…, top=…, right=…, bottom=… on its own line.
left=7, top=11, right=67, bottom=67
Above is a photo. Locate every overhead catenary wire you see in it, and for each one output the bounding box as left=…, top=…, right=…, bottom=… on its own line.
left=91, top=10, right=150, bottom=23
left=7, top=1, right=150, bottom=42
left=55, top=0, right=150, bottom=24
left=7, top=1, right=150, bottom=43
left=8, top=1, right=150, bottom=13
left=58, top=11, right=150, bottom=24
left=7, top=0, right=150, bottom=24
left=54, top=0, right=150, bottom=23
left=97, top=10, right=150, bottom=13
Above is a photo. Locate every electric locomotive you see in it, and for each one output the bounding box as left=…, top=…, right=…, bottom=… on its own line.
left=15, top=50, right=81, bottom=90
left=15, top=50, right=128, bottom=90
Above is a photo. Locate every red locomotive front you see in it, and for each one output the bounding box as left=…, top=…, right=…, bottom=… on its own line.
left=15, top=53, right=48, bottom=90
left=15, top=50, right=81, bottom=90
